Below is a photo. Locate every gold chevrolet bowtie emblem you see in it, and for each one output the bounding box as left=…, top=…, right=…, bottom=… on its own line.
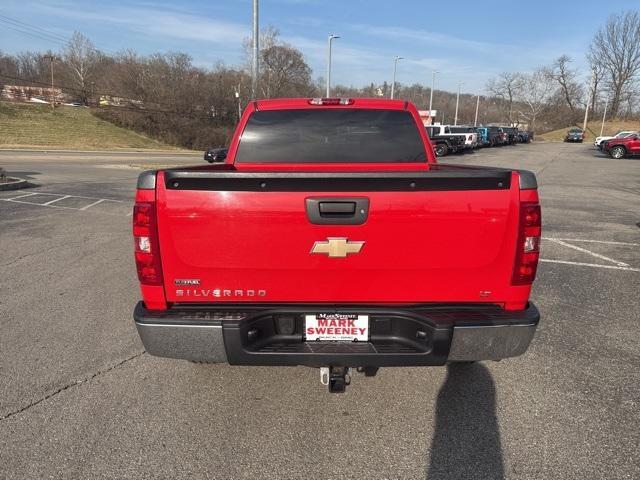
left=310, top=237, right=365, bottom=258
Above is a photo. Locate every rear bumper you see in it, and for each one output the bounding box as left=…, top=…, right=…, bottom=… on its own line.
left=134, top=302, right=539, bottom=366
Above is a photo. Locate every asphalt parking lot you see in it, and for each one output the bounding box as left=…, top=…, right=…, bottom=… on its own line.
left=0, top=143, right=638, bottom=479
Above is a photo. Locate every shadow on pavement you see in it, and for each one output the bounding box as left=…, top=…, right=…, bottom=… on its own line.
left=1, top=171, right=42, bottom=189
left=426, top=362, right=504, bottom=480
left=2, top=170, right=41, bottom=179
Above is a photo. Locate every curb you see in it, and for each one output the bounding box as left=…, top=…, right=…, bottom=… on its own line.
left=0, top=178, right=30, bottom=191
left=0, top=148, right=198, bottom=155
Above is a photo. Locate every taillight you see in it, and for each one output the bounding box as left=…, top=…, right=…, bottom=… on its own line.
left=308, top=98, right=354, bottom=106
left=133, top=199, right=163, bottom=285
left=512, top=202, right=541, bottom=285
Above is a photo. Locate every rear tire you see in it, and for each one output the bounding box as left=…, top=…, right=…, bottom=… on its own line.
left=610, top=146, right=626, bottom=159
left=435, top=144, right=448, bottom=157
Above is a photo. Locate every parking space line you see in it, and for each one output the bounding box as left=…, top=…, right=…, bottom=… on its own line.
left=544, top=237, right=639, bottom=247
left=540, top=259, right=640, bottom=272
left=2, top=199, right=82, bottom=210
left=544, top=238, right=630, bottom=267
left=5, top=192, right=39, bottom=201
left=0, top=197, right=128, bottom=216
left=79, top=199, right=106, bottom=210
left=42, top=195, right=71, bottom=205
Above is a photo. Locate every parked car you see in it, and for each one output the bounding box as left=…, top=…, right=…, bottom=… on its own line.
left=425, top=125, right=465, bottom=151
left=475, top=127, right=490, bottom=147
left=204, top=147, right=228, bottom=163
left=429, top=124, right=476, bottom=150
left=502, top=127, right=519, bottom=145
left=487, top=126, right=508, bottom=146
left=564, top=128, right=584, bottom=143
left=448, top=126, right=479, bottom=148
left=602, top=133, right=640, bottom=159
left=132, top=97, right=541, bottom=393
left=425, top=126, right=465, bottom=156
left=594, top=131, right=639, bottom=150
left=518, top=130, right=531, bottom=143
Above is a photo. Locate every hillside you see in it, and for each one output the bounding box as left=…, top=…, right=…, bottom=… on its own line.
left=0, top=102, right=178, bottom=150
left=538, top=119, right=640, bottom=142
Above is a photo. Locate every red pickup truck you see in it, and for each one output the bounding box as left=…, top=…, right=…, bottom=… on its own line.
left=133, top=98, right=541, bottom=392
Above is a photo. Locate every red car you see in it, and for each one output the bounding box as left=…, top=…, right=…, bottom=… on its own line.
left=132, top=98, right=541, bottom=393
left=603, top=133, right=640, bottom=159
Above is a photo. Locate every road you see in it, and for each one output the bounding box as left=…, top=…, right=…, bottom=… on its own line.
left=0, top=144, right=639, bottom=479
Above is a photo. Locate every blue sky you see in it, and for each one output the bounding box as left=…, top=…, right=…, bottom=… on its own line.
left=1, top=0, right=638, bottom=93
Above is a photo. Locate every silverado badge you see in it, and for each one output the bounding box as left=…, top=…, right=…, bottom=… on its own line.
left=310, top=237, right=364, bottom=258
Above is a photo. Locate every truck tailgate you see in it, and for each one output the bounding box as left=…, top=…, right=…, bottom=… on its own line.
left=156, top=169, right=520, bottom=304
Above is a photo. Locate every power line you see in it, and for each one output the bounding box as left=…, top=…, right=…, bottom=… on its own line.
left=0, top=21, right=67, bottom=47
left=0, top=14, right=69, bottom=43
left=0, top=13, right=119, bottom=56
left=0, top=15, right=69, bottom=49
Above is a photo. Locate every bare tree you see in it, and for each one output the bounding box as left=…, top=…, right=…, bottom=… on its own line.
left=63, top=32, right=99, bottom=103
left=15, top=51, right=50, bottom=85
left=589, top=11, right=640, bottom=117
left=260, top=44, right=312, bottom=98
left=0, top=50, right=19, bottom=92
left=241, top=27, right=312, bottom=99
left=486, top=72, right=522, bottom=123
left=548, top=55, right=583, bottom=118
left=587, top=51, right=606, bottom=112
left=515, top=69, right=551, bottom=131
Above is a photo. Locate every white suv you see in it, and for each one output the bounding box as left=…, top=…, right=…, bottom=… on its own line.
left=594, top=131, right=639, bottom=149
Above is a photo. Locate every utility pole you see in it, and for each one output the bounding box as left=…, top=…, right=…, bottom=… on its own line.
left=474, top=92, right=481, bottom=126
left=43, top=54, right=55, bottom=109
left=235, top=88, right=242, bottom=122
left=429, top=70, right=437, bottom=116
left=390, top=56, right=403, bottom=99
left=326, top=34, right=340, bottom=97
left=454, top=82, right=463, bottom=126
left=600, top=98, right=608, bottom=137
left=90, top=81, right=95, bottom=106
left=251, top=0, right=259, bottom=100
left=583, top=69, right=595, bottom=131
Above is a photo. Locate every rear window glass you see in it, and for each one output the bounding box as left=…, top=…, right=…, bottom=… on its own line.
left=235, top=109, right=426, bottom=163
left=449, top=127, right=473, bottom=133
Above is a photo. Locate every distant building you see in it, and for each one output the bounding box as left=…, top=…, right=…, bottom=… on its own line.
left=418, top=110, right=437, bottom=126
left=1, top=84, right=64, bottom=103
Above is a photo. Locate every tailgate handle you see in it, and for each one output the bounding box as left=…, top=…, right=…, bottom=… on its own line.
left=319, top=201, right=356, bottom=215
left=306, top=197, right=369, bottom=225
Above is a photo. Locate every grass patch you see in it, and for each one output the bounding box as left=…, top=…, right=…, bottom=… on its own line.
left=539, top=119, right=640, bottom=142
left=0, top=102, right=182, bottom=151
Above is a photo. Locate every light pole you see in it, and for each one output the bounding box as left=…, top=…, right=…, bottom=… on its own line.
left=235, top=89, right=242, bottom=122
left=454, top=82, right=463, bottom=126
left=429, top=70, right=438, bottom=116
left=474, top=91, right=481, bottom=126
left=326, top=34, right=340, bottom=97
left=43, top=54, right=55, bottom=109
left=600, top=98, right=608, bottom=137
left=583, top=69, right=595, bottom=131
left=390, top=56, right=403, bottom=99
left=251, top=0, right=259, bottom=99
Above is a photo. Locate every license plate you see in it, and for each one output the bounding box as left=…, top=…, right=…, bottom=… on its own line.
left=305, top=314, right=369, bottom=342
